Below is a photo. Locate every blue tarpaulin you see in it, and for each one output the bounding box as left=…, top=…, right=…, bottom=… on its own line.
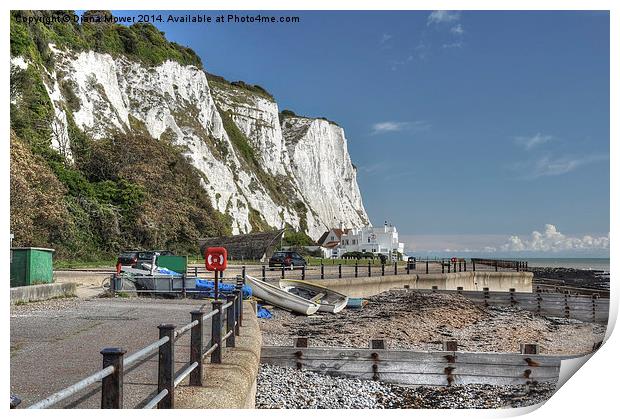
left=256, top=305, right=272, bottom=319
left=157, top=267, right=181, bottom=276
left=195, top=279, right=252, bottom=298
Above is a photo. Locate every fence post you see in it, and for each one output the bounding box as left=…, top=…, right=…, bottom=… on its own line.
left=425, top=260, right=429, bottom=274
left=262, top=265, right=266, bottom=281
left=464, top=260, right=467, bottom=272
left=242, top=265, right=246, bottom=282
left=211, top=301, right=223, bottom=364
left=520, top=343, right=539, bottom=354
left=592, top=293, right=598, bottom=322
left=157, top=324, right=176, bottom=409
left=281, top=265, right=285, bottom=279
left=494, top=260, right=498, bottom=272
left=321, top=263, right=324, bottom=279
left=381, top=263, right=385, bottom=276
left=442, top=341, right=458, bottom=351
left=355, top=262, right=358, bottom=278
left=301, top=265, right=305, bottom=280
left=472, top=260, right=476, bottom=271
left=517, top=261, right=520, bottom=272
left=368, top=261, right=372, bottom=277
left=338, top=263, right=342, bottom=278
left=226, top=295, right=236, bottom=347
left=394, top=261, right=397, bottom=276
left=235, top=288, right=243, bottom=333
left=447, top=262, right=451, bottom=273
left=100, top=347, right=126, bottom=409
left=190, top=311, right=204, bottom=386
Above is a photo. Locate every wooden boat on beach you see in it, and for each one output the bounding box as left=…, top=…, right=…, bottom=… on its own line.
left=245, top=275, right=320, bottom=315
left=279, top=279, right=349, bottom=314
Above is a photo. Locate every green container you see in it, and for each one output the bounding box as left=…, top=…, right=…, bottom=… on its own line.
left=157, top=255, right=188, bottom=274
left=10, top=247, right=55, bottom=287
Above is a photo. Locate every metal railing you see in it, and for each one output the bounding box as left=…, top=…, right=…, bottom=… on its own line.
left=26, top=276, right=247, bottom=409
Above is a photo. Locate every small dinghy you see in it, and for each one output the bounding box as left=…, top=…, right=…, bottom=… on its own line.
left=245, top=275, right=320, bottom=315
left=279, top=279, right=349, bottom=314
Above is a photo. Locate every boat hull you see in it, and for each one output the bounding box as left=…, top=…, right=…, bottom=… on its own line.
left=279, top=279, right=349, bottom=314
left=245, top=275, right=320, bottom=315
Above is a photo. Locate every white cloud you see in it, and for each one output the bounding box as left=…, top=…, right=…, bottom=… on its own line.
left=501, top=224, right=609, bottom=252
left=450, top=24, right=465, bottom=35
left=515, top=133, right=554, bottom=150
left=371, top=121, right=430, bottom=135
left=442, top=42, right=463, bottom=49
left=427, top=11, right=460, bottom=25
left=380, top=33, right=392, bottom=44
left=528, top=155, right=606, bottom=178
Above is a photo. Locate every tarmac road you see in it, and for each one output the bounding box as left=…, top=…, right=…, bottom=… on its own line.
left=10, top=296, right=214, bottom=408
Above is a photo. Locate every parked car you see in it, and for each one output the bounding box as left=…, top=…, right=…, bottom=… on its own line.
left=136, top=250, right=173, bottom=268
left=269, top=251, right=306, bottom=269
left=117, top=250, right=173, bottom=268
left=117, top=250, right=140, bottom=267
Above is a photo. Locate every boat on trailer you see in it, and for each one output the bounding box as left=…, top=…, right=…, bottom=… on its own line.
left=279, top=279, right=349, bottom=314
left=245, top=275, right=320, bottom=315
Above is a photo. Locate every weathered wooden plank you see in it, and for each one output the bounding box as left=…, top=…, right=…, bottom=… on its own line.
left=259, top=347, right=563, bottom=367
left=259, top=357, right=560, bottom=378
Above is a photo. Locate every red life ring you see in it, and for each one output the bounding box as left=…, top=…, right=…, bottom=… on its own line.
left=450, top=257, right=457, bottom=263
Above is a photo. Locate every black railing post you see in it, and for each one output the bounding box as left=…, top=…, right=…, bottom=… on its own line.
left=226, top=295, right=236, bottom=347
left=301, top=265, right=305, bottom=280
left=321, top=263, right=324, bottom=279
left=458, top=261, right=462, bottom=272
left=448, top=263, right=451, bottom=273
left=157, top=324, right=176, bottom=408
left=442, top=262, right=445, bottom=274
left=368, top=261, right=372, bottom=277
left=382, top=263, right=385, bottom=276
left=211, top=301, right=223, bottom=363
left=394, top=261, right=397, bottom=275
left=495, top=260, right=498, bottom=272
left=242, top=265, right=246, bottom=280
left=425, top=260, right=429, bottom=274
left=262, top=265, right=266, bottom=281
left=464, top=260, right=467, bottom=272
left=355, top=262, right=358, bottom=278
left=281, top=265, right=285, bottom=279
left=234, top=288, right=243, bottom=333
left=473, top=260, right=476, bottom=271
left=100, top=347, right=126, bottom=409
left=338, top=263, right=342, bottom=278
left=190, top=310, right=204, bottom=386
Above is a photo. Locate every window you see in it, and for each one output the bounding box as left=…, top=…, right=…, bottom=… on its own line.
left=367, top=237, right=371, bottom=243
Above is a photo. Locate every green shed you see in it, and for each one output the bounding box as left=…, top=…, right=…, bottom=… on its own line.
left=10, top=247, right=55, bottom=287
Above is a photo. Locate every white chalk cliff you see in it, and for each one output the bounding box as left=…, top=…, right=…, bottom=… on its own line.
left=14, top=46, right=369, bottom=240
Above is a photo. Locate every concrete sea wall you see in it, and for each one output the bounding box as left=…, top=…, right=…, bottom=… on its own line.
left=10, top=282, right=77, bottom=304
left=306, top=271, right=533, bottom=298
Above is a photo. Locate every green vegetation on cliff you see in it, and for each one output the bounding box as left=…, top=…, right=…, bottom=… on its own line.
left=10, top=129, right=231, bottom=260
left=11, top=10, right=202, bottom=67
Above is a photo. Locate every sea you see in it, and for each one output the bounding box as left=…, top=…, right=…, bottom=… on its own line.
left=525, top=258, right=610, bottom=272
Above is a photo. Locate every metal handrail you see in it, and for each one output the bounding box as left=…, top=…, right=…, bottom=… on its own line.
left=202, top=343, right=218, bottom=358
left=202, top=309, right=219, bottom=321
left=175, top=320, right=199, bottom=339
left=174, top=362, right=198, bottom=387
left=143, top=389, right=168, bottom=409
left=27, top=365, right=115, bottom=409
left=223, top=329, right=234, bottom=340
left=124, top=336, right=169, bottom=367
left=221, top=301, right=233, bottom=310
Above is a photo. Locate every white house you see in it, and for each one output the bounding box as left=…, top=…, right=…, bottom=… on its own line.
left=318, top=222, right=405, bottom=259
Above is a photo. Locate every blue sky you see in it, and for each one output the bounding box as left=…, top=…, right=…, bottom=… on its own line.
left=116, top=10, right=609, bottom=256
